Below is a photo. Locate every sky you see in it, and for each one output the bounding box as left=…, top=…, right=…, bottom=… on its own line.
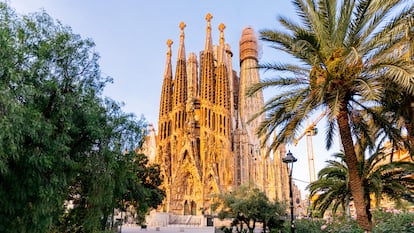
left=7, top=0, right=340, bottom=196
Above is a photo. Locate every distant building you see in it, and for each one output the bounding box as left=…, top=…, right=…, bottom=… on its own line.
left=144, top=13, right=300, bottom=216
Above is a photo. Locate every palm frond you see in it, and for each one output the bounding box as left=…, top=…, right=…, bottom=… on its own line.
left=358, top=0, right=409, bottom=48
left=291, top=0, right=317, bottom=31
left=325, top=115, right=337, bottom=149
left=336, top=0, right=354, bottom=46
left=362, top=6, right=412, bottom=57
left=317, top=0, right=337, bottom=44
left=347, top=0, right=372, bottom=47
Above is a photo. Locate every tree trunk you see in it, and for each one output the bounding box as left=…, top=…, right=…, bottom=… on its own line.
left=406, top=100, right=414, bottom=153
left=337, top=107, right=371, bottom=231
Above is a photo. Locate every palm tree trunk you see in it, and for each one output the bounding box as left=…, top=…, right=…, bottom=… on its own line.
left=337, top=106, right=371, bottom=231
left=407, top=32, right=414, bottom=154
left=407, top=100, right=414, bottom=150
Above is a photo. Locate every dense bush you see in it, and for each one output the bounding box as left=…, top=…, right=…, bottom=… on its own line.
left=287, top=218, right=325, bottom=233
left=278, top=211, right=414, bottom=233
left=282, top=217, right=362, bottom=233
left=372, top=210, right=414, bottom=233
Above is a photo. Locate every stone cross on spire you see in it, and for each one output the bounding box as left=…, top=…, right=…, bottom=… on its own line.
left=178, top=22, right=186, bottom=60
left=206, top=13, right=213, bottom=22
left=204, top=13, right=213, bottom=51
left=166, top=39, right=173, bottom=57
left=179, top=22, right=186, bottom=39
left=206, top=13, right=212, bottom=33
left=219, top=23, right=226, bottom=46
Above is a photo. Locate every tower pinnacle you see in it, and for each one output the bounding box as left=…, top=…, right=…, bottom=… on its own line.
left=179, top=22, right=186, bottom=34
left=206, top=13, right=213, bottom=24
left=219, top=23, right=225, bottom=46
left=240, top=27, right=258, bottom=63
left=204, top=13, right=213, bottom=51
left=218, top=23, right=226, bottom=63
left=178, top=22, right=186, bottom=60
left=159, top=39, right=173, bottom=133
left=166, top=39, right=173, bottom=58
left=164, top=39, right=173, bottom=77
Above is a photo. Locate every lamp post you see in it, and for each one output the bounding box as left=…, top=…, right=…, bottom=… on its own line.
left=283, top=150, right=297, bottom=233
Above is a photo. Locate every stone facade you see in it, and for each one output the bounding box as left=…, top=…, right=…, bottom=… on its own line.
left=150, top=13, right=300, bottom=216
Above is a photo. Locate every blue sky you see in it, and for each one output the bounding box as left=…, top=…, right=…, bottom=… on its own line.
left=8, top=0, right=340, bottom=195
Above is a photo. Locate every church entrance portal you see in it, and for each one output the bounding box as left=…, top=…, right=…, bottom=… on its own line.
left=183, top=200, right=197, bottom=215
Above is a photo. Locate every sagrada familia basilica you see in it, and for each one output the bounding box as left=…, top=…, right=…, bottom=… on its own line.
left=143, top=13, right=301, bottom=217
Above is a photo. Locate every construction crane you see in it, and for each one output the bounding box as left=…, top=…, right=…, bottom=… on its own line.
left=293, top=111, right=326, bottom=183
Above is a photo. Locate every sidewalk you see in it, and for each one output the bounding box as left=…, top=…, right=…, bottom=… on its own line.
left=119, top=225, right=215, bottom=233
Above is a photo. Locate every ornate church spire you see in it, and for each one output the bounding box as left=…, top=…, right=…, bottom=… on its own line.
left=204, top=13, right=213, bottom=52
left=172, top=22, right=188, bottom=130
left=215, top=23, right=229, bottom=110
left=217, top=23, right=226, bottom=63
left=159, top=39, right=173, bottom=118
left=200, top=13, right=215, bottom=105
left=158, top=39, right=173, bottom=140
left=219, top=23, right=225, bottom=46
left=177, top=22, right=186, bottom=61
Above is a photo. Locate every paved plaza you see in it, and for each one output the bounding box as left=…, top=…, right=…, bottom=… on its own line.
left=119, top=226, right=215, bottom=233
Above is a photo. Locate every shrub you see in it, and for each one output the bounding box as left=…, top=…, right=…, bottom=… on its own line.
left=372, top=209, right=414, bottom=233
left=291, top=218, right=325, bottom=233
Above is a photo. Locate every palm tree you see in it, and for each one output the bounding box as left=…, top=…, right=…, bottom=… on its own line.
left=309, top=148, right=414, bottom=222
left=248, top=0, right=414, bottom=230
left=308, top=152, right=351, bottom=218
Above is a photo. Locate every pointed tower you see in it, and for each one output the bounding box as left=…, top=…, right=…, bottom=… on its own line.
left=199, top=16, right=217, bottom=198
left=198, top=14, right=222, bottom=214
left=168, top=22, right=205, bottom=215
left=237, top=27, right=268, bottom=192
left=215, top=23, right=230, bottom=112
left=239, top=27, right=265, bottom=132
left=158, top=39, right=173, bottom=140
left=157, top=39, right=173, bottom=178
left=212, top=23, right=234, bottom=190
left=200, top=13, right=215, bottom=111
left=172, top=22, right=188, bottom=132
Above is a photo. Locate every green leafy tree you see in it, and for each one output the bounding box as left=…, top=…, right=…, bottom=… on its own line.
left=113, top=151, right=165, bottom=227
left=0, top=4, right=164, bottom=233
left=213, top=185, right=286, bottom=233
left=248, top=0, right=413, bottom=230
left=55, top=100, right=150, bottom=233
left=0, top=4, right=110, bottom=232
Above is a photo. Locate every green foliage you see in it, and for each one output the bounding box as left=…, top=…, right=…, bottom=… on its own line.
left=309, top=152, right=351, bottom=217
left=213, top=184, right=286, bottom=233
left=280, top=217, right=363, bottom=233
left=309, top=148, right=414, bottom=219
left=113, top=151, right=165, bottom=226
left=286, top=218, right=325, bottom=233
left=372, top=210, right=414, bottom=233
left=323, top=217, right=363, bottom=233
left=0, top=3, right=164, bottom=232
left=279, top=212, right=414, bottom=233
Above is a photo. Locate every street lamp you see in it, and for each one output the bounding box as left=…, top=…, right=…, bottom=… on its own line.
left=283, top=150, right=297, bottom=233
